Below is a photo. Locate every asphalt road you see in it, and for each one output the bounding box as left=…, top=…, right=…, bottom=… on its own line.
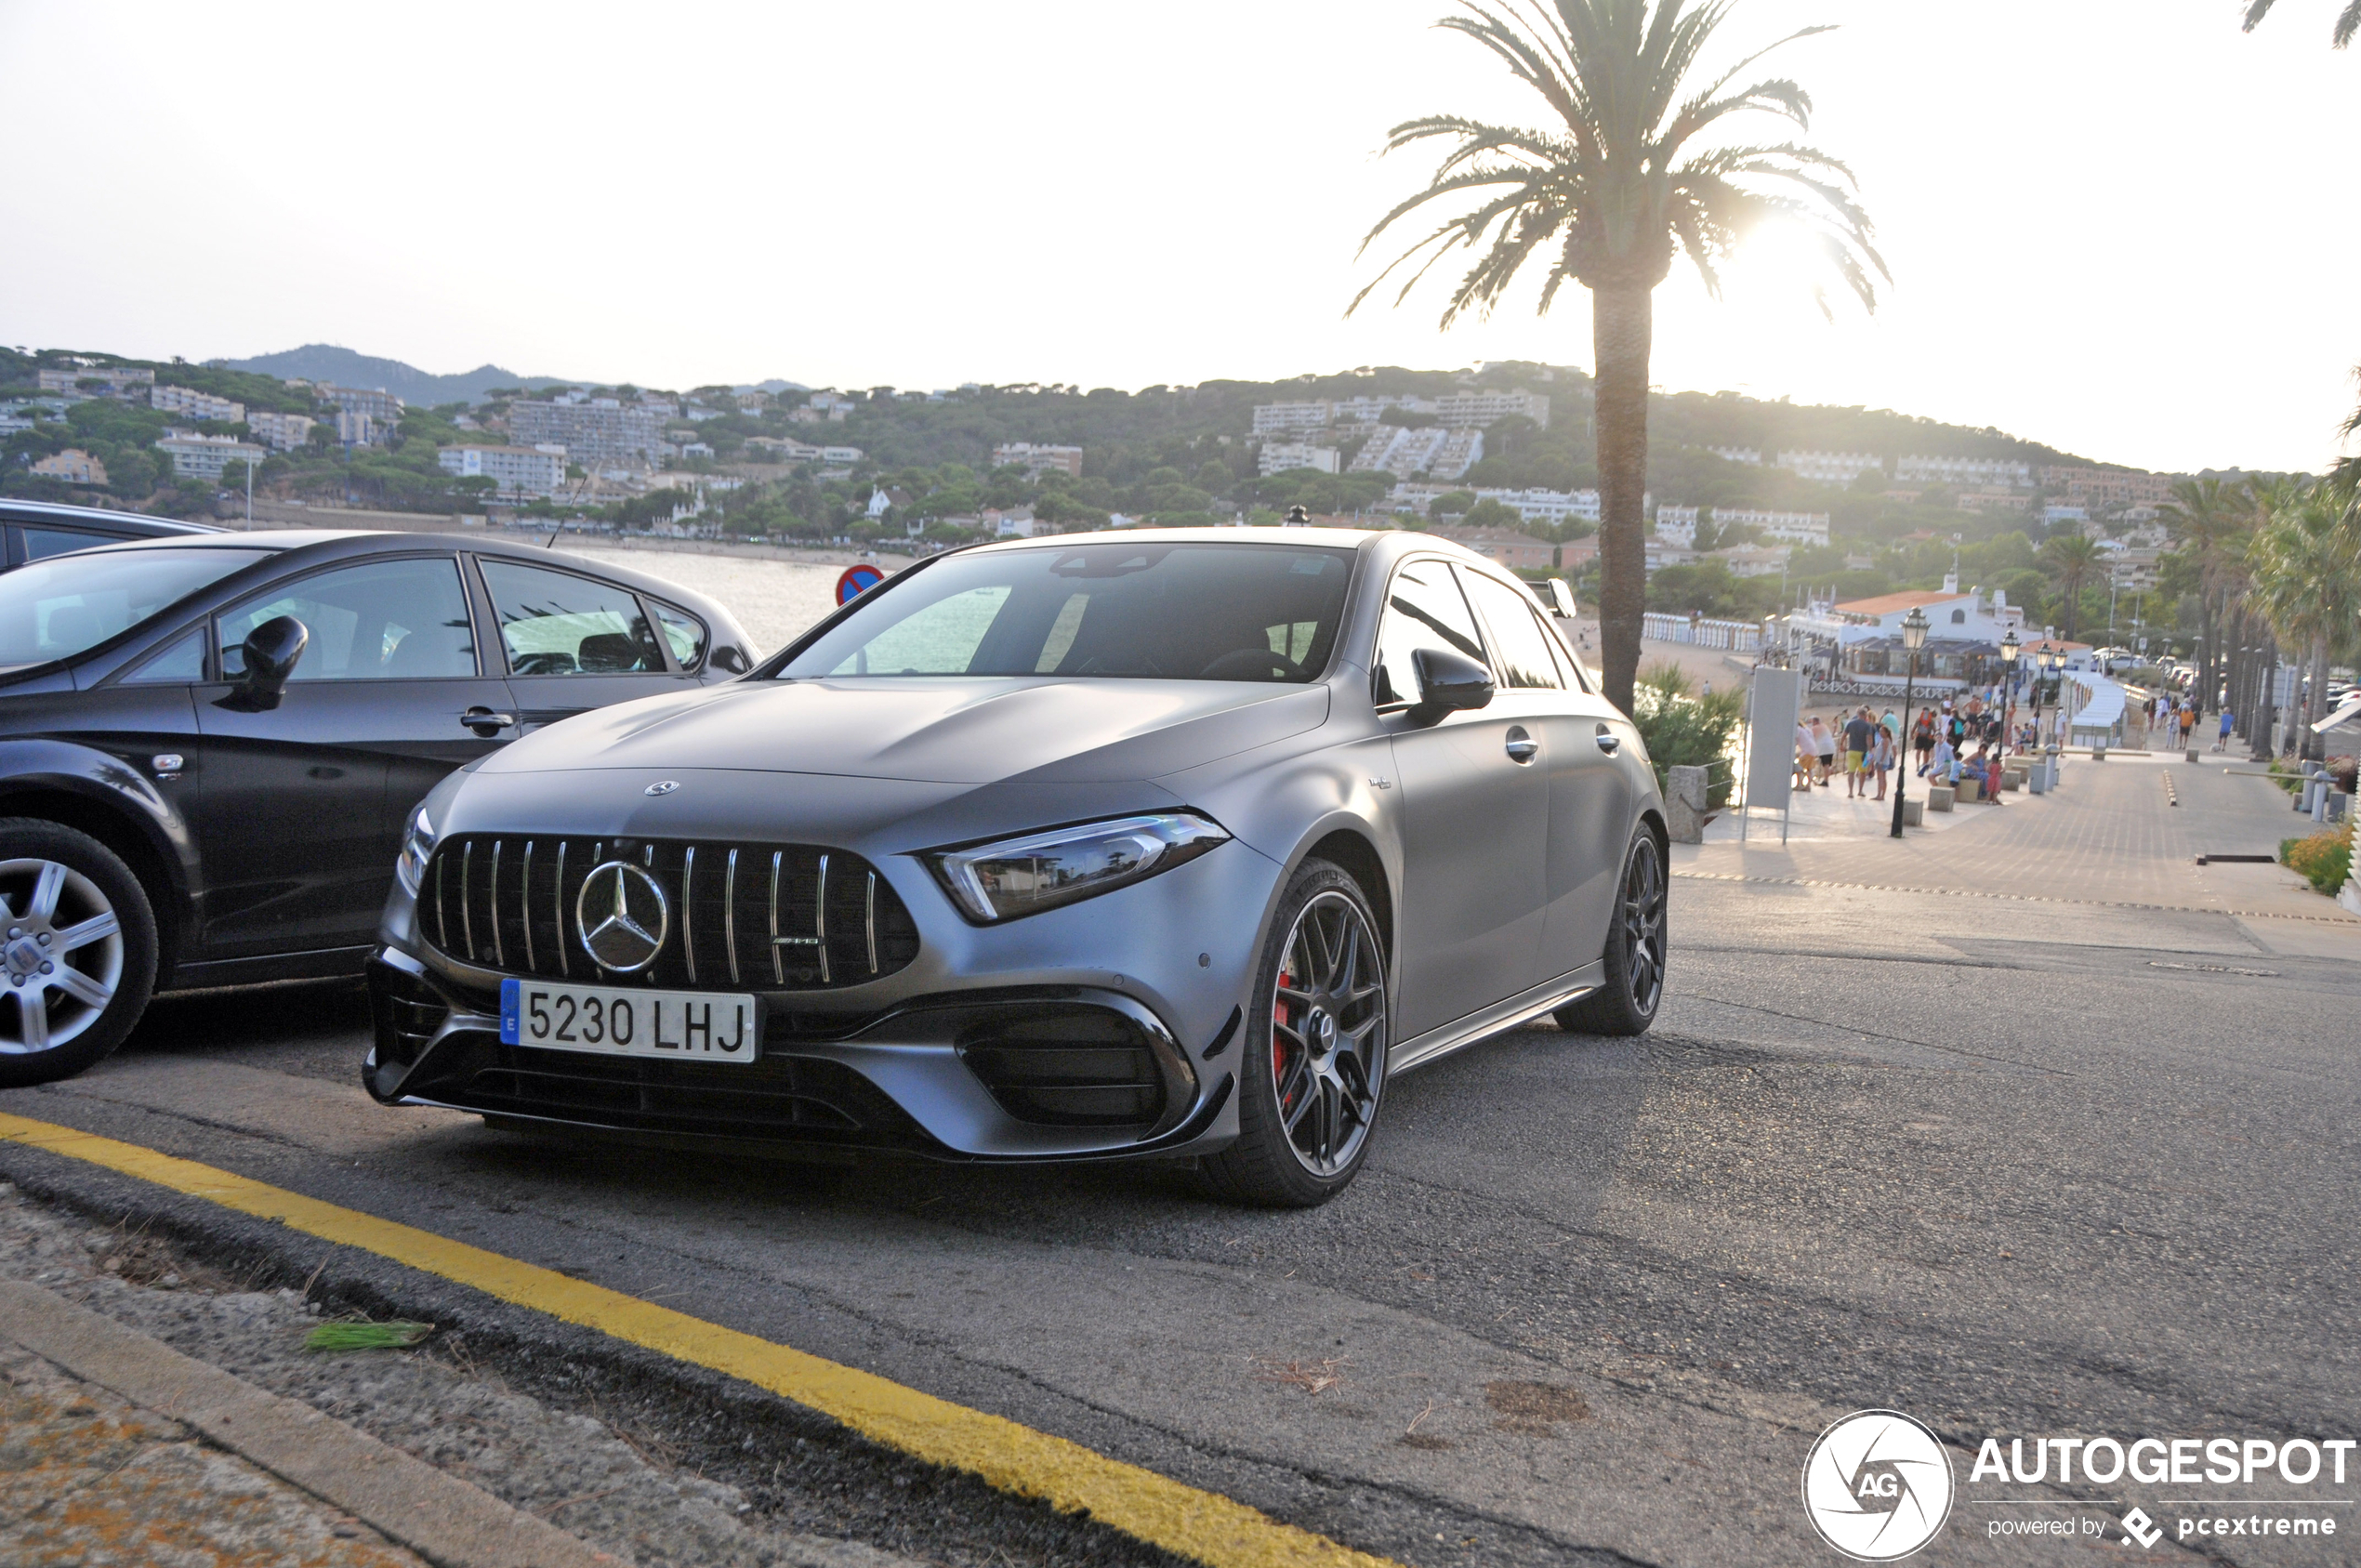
left=4, top=762, right=2357, bottom=1566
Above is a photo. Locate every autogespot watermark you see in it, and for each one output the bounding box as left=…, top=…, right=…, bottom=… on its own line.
left=1804, top=1410, right=2357, bottom=1557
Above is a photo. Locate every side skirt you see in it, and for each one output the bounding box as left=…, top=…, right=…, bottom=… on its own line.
left=1387, top=961, right=1607, bottom=1077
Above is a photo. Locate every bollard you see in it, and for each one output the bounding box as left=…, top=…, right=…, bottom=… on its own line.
left=2328, top=791, right=2352, bottom=824
left=1666, top=764, right=1708, bottom=844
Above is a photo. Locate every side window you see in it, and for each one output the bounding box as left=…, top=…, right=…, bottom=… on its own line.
left=1459, top=572, right=1563, bottom=691
left=1372, top=559, right=1486, bottom=706
left=218, top=557, right=476, bottom=681
left=22, top=528, right=105, bottom=563
left=479, top=560, right=666, bottom=676
left=125, top=627, right=207, bottom=684
left=1537, top=612, right=1590, bottom=692
left=653, top=603, right=708, bottom=671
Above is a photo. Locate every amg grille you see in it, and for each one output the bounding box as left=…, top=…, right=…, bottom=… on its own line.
left=422, top=835, right=919, bottom=991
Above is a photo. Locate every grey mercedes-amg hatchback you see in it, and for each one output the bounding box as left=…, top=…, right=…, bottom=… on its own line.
left=365, top=527, right=1668, bottom=1205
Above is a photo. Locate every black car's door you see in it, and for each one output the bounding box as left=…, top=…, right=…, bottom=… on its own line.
left=473, top=557, right=685, bottom=731
left=186, top=553, right=514, bottom=961
left=1375, top=558, right=1550, bottom=1045
left=1456, top=569, right=1633, bottom=984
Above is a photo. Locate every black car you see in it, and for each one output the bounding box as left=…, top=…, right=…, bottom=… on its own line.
left=0, top=529, right=754, bottom=1086
left=0, top=497, right=223, bottom=566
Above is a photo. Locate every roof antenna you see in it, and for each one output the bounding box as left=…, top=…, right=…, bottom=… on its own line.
left=544, top=527, right=559, bottom=548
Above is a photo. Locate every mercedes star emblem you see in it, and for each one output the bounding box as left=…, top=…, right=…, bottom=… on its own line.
left=645, top=780, right=681, bottom=796
left=575, top=861, right=670, bottom=973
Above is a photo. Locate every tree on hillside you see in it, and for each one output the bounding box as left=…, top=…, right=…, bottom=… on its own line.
left=1352, top=0, right=1885, bottom=712
left=2038, top=533, right=2104, bottom=642
left=2241, top=0, right=2361, bottom=47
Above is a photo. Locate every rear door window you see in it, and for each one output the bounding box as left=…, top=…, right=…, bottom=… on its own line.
left=478, top=560, right=666, bottom=676
left=1457, top=572, right=1564, bottom=691
left=21, top=527, right=109, bottom=563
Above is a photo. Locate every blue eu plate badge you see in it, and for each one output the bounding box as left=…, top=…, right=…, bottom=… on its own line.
left=499, top=977, right=521, bottom=1043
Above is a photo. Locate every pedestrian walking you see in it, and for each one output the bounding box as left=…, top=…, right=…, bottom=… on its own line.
left=2179, top=703, right=2196, bottom=748
left=1869, top=724, right=1893, bottom=802
left=1841, top=707, right=1877, bottom=799
left=1810, top=716, right=1837, bottom=784
left=1913, top=709, right=1936, bottom=774
left=2215, top=706, right=2234, bottom=752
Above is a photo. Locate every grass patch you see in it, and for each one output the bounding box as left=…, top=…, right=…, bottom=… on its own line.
left=305, top=1320, right=434, bottom=1352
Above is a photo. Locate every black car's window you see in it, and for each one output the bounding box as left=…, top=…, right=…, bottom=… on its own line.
left=779, top=543, right=1354, bottom=682
left=653, top=602, right=707, bottom=671
left=479, top=560, right=665, bottom=676
left=124, top=628, right=207, bottom=684
left=219, top=557, right=477, bottom=681
left=22, top=527, right=105, bottom=563
left=1459, top=571, right=1563, bottom=691
left=1372, top=559, right=1486, bottom=705
left=0, top=547, right=270, bottom=667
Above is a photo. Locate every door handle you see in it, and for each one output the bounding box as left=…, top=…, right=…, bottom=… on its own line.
left=1594, top=724, right=1621, bottom=755
left=1504, top=726, right=1539, bottom=764
left=462, top=706, right=517, bottom=735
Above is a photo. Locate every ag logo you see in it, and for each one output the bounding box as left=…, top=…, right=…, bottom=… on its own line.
left=1802, top=1409, right=1955, bottom=1561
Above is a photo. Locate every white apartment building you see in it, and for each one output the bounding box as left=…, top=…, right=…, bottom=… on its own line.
left=992, top=442, right=1085, bottom=479
left=1774, top=450, right=1883, bottom=485
left=244, top=410, right=316, bottom=453
left=1708, top=446, right=1762, bottom=466
left=1430, top=389, right=1550, bottom=428
left=508, top=399, right=666, bottom=470
left=1957, top=490, right=2033, bottom=514
left=1259, top=442, right=1339, bottom=476
left=1349, top=426, right=1483, bottom=481
left=38, top=366, right=153, bottom=400
left=438, top=444, right=567, bottom=497
left=335, top=410, right=382, bottom=447
left=1655, top=506, right=1829, bottom=547
left=1252, top=401, right=1336, bottom=436
left=1478, top=487, right=1599, bottom=526
left=320, top=385, right=406, bottom=424
left=155, top=431, right=267, bottom=481
left=151, top=385, right=244, bottom=424
left=1893, top=454, right=2033, bottom=489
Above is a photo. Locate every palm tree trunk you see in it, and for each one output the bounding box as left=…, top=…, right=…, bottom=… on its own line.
left=1591, top=281, right=1652, bottom=715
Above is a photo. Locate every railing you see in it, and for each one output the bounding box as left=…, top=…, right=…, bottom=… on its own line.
left=1642, top=613, right=1764, bottom=652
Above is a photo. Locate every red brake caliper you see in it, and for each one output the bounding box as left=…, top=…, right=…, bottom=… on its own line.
left=1273, top=968, right=1293, bottom=1084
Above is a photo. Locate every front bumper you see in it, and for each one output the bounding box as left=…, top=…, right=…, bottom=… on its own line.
left=364, top=833, right=1275, bottom=1162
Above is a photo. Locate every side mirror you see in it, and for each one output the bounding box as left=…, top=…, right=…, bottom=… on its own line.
left=1411, top=646, right=1494, bottom=718
left=1545, top=578, right=1576, bottom=619
left=223, top=615, right=308, bottom=711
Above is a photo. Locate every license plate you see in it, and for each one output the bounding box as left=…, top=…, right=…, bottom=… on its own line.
left=500, top=978, right=758, bottom=1064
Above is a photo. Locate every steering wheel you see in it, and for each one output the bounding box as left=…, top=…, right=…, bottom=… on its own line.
left=1199, top=646, right=1302, bottom=681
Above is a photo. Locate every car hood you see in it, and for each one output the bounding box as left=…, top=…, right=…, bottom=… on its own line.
left=481, top=677, right=1331, bottom=785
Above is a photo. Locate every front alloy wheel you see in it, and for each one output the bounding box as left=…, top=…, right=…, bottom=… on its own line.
left=0, top=821, right=157, bottom=1088
left=1200, top=860, right=1388, bottom=1206
left=1554, top=825, right=1667, bottom=1037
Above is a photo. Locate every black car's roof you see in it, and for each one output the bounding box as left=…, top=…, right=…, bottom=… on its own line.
left=0, top=498, right=224, bottom=536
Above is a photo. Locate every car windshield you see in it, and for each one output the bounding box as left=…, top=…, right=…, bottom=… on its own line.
left=778, top=542, right=1357, bottom=682
left=0, top=547, right=270, bottom=667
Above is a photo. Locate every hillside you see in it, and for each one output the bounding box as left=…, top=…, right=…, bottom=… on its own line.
left=214, top=345, right=580, bottom=405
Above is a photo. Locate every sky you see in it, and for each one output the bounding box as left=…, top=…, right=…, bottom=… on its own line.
left=4, top=0, right=2358, bottom=473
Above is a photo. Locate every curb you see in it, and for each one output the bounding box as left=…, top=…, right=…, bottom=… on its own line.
left=0, top=1277, right=618, bottom=1568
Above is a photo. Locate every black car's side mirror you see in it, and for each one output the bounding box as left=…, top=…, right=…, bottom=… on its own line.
left=1411, top=646, right=1494, bottom=718
left=221, top=615, right=309, bottom=712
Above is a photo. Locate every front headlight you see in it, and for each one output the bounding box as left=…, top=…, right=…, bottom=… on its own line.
left=395, top=801, right=440, bottom=897
left=924, top=812, right=1231, bottom=924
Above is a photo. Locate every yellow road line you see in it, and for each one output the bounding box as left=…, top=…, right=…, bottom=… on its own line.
left=0, top=1110, right=1398, bottom=1568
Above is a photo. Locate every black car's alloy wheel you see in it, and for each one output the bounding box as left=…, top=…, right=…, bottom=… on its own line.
left=0, top=821, right=156, bottom=1088
left=1554, top=824, right=1667, bottom=1037
left=1200, top=859, right=1388, bottom=1206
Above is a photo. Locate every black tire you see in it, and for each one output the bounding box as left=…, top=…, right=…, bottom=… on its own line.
left=1198, top=859, right=1389, bottom=1208
left=1554, top=824, right=1667, bottom=1038
left=0, top=819, right=158, bottom=1088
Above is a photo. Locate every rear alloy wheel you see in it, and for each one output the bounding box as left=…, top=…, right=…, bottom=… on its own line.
left=1199, top=860, right=1388, bottom=1207
left=1554, top=825, right=1667, bottom=1037
left=0, top=821, right=157, bottom=1088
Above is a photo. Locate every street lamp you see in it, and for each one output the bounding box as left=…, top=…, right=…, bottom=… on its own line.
left=1997, top=629, right=2021, bottom=760
left=1890, top=606, right=1930, bottom=838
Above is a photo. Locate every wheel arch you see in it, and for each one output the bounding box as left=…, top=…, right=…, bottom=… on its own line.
left=0, top=779, right=192, bottom=982
left=1296, top=825, right=1394, bottom=964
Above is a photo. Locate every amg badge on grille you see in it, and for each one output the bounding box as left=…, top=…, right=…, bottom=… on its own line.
left=576, top=861, right=670, bottom=972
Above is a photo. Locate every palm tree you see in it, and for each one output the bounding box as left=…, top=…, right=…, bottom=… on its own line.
left=1352, top=0, right=1885, bottom=712
left=2241, top=0, right=2361, bottom=47
left=2038, top=533, right=2104, bottom=643
left=2249, top=486, right=2361, bottom=756
left=2158, top=477, right=2252, bottom=711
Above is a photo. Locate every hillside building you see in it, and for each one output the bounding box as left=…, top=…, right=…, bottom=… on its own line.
left=991, top=442, right=1085, bottom=480
left=30, top=449, right=108, bottom=486
left=508, top=398, right=666, bottom=471
left=150, top=385, right=244, bottom=424
left=1258, top=442, right=1339, bottom=476
left=37, top=366, right=153, bottom=401
left=155, top=430, right=267, bottom=481
left=437, top=443, right=567, bottom=498
left=1894, top=454, right=2033, bottom=489
left=1432, top=526, right=1555, bottom=571
left=2039, top=466, right=2175, bottom=508
left=244, top=410, right=316, bottom=452
left=1774, top=450, right=1884, bottom=486
left=319, top=385, right=406, bottom=425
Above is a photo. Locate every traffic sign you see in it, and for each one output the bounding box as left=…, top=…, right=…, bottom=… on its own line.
left=836, top=564, right=884, bottom=605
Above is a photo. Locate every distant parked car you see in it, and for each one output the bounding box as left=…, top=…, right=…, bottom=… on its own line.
left=0, top=497, right=222, bottom=565
left=0, top=529, right=754, bottom=1087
